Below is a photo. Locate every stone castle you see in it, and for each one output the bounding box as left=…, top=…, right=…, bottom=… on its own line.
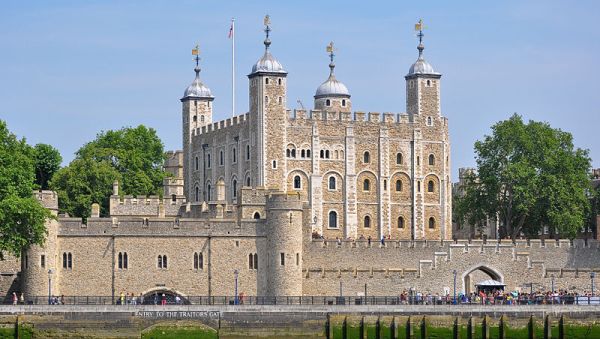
left=3, top=19, right=600, bottom=302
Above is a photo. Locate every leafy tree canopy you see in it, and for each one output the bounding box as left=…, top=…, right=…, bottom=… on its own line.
left=455, top=114, right=591, bottom=241
left=51, top=125, right=167, bottom=218
left=33, top=143, right=62, bottom=190
left=0, top=120, right=52, bottom=258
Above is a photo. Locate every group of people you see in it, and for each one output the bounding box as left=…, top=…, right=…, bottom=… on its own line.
left=118, top=292, right=183, bottom=305
left=310, top=231, right=393, bottom=247
left=397, top=288, right=583, bottom=305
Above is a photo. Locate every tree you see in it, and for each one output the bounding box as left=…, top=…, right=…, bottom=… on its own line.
left=457, top=114, right=591, bottom=241
left=33, top=143, right=62, bottom=190
left=0, top=120, right=52, bottom=258
left=50, top=125, right=167, bottom=217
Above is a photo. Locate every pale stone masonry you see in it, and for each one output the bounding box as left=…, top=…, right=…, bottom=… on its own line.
left=11, top=21, right=600, bottom=302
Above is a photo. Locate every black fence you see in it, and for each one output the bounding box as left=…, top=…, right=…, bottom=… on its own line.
left=9, top=295, right=600, bottom=306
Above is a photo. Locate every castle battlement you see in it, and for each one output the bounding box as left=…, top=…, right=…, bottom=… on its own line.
left=287, top=109, right=412, bottom=124
left=194, top=113, right=249, bottom=136
left=33, top=190, right=58, bottom=210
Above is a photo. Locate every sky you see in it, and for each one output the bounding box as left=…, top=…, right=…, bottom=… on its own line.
left=1, top=0, right=599, bottom=181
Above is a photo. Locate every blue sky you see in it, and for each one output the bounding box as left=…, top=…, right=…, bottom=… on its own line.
left=1, top=0, right=599, bottom=180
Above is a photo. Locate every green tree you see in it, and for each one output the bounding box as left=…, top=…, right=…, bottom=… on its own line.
left=50, top=125, right=167, bottom=217
left=33, top=143, right=62, bottom=190
left=0, top=120, right=52, bottom=258
left=457, top=114, right=591, bottom=241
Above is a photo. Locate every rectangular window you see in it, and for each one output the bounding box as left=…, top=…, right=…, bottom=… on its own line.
left=41, top=254, right=45, bottom=268
left=280, top=252, right=285, bottom=266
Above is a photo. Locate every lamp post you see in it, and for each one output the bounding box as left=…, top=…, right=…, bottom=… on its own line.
left=591, top=272, right=596, bottom=297
left=234, top=269, right=239, bottom=305
left=47, top=269, right=54, bottom=305
left=550, top=274, right=556, bottom=304
left=453, top=270, right=457, bottom=305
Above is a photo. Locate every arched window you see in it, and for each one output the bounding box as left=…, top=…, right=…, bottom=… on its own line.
left=291, top=149, right=296, bottom=158
left=363, top=151, right=370, bottom=163
left=429, top=217, right=436, bottom=229
left=306, top=150, right=311, bottom=158
left=194, top=252, right=198, bottom=269
left=364, top=215, right=371, bottom=228
left=396, top=153, right=403, bottom=165
left=193, top=115, right=197, bottom=122
left=254, top=253, right=258, bottom=269
left=248, top=253, right=254, bottom=269
left=325, top=150, right=330, bottom=159
left=232, top=148, right=237, bottom=163
left=118, top=252, right=123, bottom=269
left=326, top=99, right=331, bottom=106
left=363, top=179, right=370, bottom=191
left=395, top=180, right=402, bottom=192
left=171, top=194, right=176, bottom=202
left=200, top=115, right=204, bottom=122
left=427, top=116, right=432, bottom=126
left=328, top=176, right=336, bottom=190
left=265, top=78, right=269, bottom=84
left=383, top=180, right=387, bottom=190
left=195, top=186, right=199, bottom=202
left=286, top=149, right=291, bottom=158
left=158, top=255, right=168, bottom=269
left=398, top=216, right=405, bottom=229
left=334, top=150, right=339, bottom=159
left=320, top=150, right=324, bottom=159
left=278, top=78, right=282, bottom=85
left=293, top=175, right=301, bottom=189
left=207, top=184, right=212, bottom=201
left=253, top=212, right=261, bottom=219
left=429, top=154, right=435, bottom=165
left=62, top=252, right=67, bottom=269
left=428, top=180, right=434, bottom=192
left=342, top=99, right=346, bottom=107
left=246, top=145, right=250, bottom=160
left=246, top=176, right=251, bottom=186
left=219, top=151, right=224, bottom=166
left=417, top=156, right=420, bottom=166
left=195, top=156, right=199, bottom=171
left=272, top=160, right=277, bottom=168
left=301, top=150, right=305, bottom=158
left=232, top=179, right=237, bottom=198
left=207, top=154, right=211, bottom=168
left=427, top=79, right=431, bottom=86
left=328, top=211, right=338, bottom=228
left=194, top=252, right=203, bottom=270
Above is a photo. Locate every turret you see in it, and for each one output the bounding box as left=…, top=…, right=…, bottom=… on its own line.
left=264, top=192, right=303, bottom=296
left=314, top=41, right=351, bottom=112
left=405, top=19, right=441, bottom=121
left=248, top=15, right=288, bottom=189
left=181, top=45, right=214, bottom=201
left=22, top=191, right=61, bottom=299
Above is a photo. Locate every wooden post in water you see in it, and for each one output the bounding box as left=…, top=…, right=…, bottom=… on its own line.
left=482, top=315, right=489, bottom=339
left=377, top=315, right=382, bottom=339
left=326, top=314, right=332, bottom=339
left=499, top=315, right=506, bottom=339
left=453, top=317, right=459, bottom=339
left=420, top=316, right=427, bottom=339
left=391, top=316, right=398, bottom=339
left=544, top=315, right=551, bottom=339
left=467, top=317, right=475, bottom=339
left=528, top=315, right=536, bottom=339
left=343, top=316, right=347, bottom=339
left=558, top=315, right=564, bottom=339
left=360, top=316, right=365, bottom=339
left=406, top=316, right=413, bottom=339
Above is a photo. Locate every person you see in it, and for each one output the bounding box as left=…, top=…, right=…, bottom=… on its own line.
left=380, top=236, right=385, bottom=246
left=12, top=292, right=17, bottom=306
left=139, top=293, right=144, bottom=305
left=367, top=236, right=372, bottom=247
left=153, top=293, right=158, bottom=305
left=120, top=292, right=125, bottom=306
left=60, top=295, right=65, bottom=305
left=336, top=237, right=341, bottom=246
left=175, top=295, right=181, bottom=305
left=161, top=293, right=167, bottom=306
left=130, top=293, right=136, bottom=305
left=19, top=293, right=24, bottom=305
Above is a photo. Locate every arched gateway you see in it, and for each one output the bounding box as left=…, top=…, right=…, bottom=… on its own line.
left=141, top=288, right=189, bottom=305
left=461, top=264, right=504, bottom=294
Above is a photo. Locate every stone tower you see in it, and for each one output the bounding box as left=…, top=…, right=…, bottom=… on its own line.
left=314, top=42, right=351, bottom=112
left=264, top=192, right=304, bottom=296
left=248, top=16, right=288, bottom=189
left=22, top=191, right=60, bottom=299
left=405, top=23, right=441, bottom=121
left=181, top=48, right=214, bottom=201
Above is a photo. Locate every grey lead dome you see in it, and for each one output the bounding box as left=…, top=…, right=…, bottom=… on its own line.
left=407, top=43, right=439, bottom=76
left=251, top=50, right=286, bottom=74
left=183, top=67, right=213, bottom=99
left=315, top=74, right=350, bottom=98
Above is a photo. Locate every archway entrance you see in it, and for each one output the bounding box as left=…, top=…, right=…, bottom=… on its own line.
left=462, top=265, right=503, bottom=295
left=141, top=289, right=189, bottom=305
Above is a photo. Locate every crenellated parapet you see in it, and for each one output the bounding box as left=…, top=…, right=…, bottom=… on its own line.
left=287, top=109, right=414, bottom=125
left=194, top=113, right=249, bottom=136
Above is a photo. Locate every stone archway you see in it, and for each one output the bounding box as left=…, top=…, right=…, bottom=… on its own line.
left=141, top=288, right=189, bottom=305
left=461, top=264, right=504, bottom=295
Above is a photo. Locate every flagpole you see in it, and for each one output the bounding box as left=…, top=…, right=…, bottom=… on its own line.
left=231, top=17, right=235, bottom=118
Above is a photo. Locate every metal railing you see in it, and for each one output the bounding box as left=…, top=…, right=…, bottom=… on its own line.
left=8, top=295, right=600, bottom=306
